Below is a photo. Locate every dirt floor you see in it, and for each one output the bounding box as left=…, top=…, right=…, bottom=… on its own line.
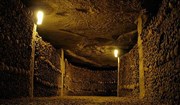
left=0, top=96, right=153, bottom=105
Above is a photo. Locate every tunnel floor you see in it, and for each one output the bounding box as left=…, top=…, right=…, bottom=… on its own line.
left=0, top=96, right=153, bottom=105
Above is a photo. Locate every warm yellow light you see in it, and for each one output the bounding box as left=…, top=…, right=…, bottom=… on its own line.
left=114, top=49, right=119, bottom=57
left=37, top=11, right=44, bottom=25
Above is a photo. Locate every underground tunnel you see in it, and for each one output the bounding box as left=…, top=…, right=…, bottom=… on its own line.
left=0, top=0, right=179, bottom=104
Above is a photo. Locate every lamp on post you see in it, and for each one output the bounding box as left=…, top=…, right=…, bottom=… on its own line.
left=114, top=49, right=120, bottom=97
left=33, top=11, right=44, bottom=33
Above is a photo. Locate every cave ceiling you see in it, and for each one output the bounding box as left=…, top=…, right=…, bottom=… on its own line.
left=24, top=0, right=160, bottom=69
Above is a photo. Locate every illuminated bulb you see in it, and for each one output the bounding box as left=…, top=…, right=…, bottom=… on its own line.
left=37, top=11, right=44, bottom=25
left=114, top=49, right=119, bottom=57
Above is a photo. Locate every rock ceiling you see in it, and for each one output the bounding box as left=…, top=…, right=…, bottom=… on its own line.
left=24, top=0, right=161, bottom=69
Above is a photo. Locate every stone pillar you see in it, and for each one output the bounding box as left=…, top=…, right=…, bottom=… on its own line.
left=137, top=14, right=145, bottom=99
left=60, top=49, right=65, bottom=96
left=117, top=57, right=120, bottom=96
left=29, top=24, right=37, bottom=98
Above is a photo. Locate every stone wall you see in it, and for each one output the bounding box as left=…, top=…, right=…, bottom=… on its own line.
left=141, top=0, right=180, bottom=104
left=0, top=0, right=34, bottom=98
left=119, top=45, right=139, bottom=97
left=64, top=62, right=117, bottom=96
left=34, top=35, right=61, bottom=97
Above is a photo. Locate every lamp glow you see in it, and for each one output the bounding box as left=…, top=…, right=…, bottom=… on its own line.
left=114, top=49, right=119, bottom=57
left=37, top=11, right=44, bottom=25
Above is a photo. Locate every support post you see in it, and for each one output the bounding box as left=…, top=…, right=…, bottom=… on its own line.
left=29, top=24, right=36, bottom=98
left=137, top=14, right=145, bottom=99
left=60, top=49, right=65, bottom=96
left=117, top=57, right=120, bottom=97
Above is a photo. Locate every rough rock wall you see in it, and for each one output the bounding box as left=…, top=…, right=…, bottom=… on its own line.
left=0, top=0, right=34, bottom=98
left=141, top=0, right=180, bottom=104
left=64, top=62, right=117, bottom=96
left=34, top=35, right=61, bottom=97
left=119, top=45, right=139, bottom=97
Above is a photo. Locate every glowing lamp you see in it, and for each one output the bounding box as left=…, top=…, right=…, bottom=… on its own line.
left=37, top=11, right=44, bottom=25
left=114, top=49, right=119, bottom=58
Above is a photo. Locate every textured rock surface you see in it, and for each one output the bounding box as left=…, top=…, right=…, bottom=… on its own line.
left=34, top=34, right=61, bottom=97
left=20, top=0, right=164, bottom=68
left=117, top=0, right=180, bottom=104
left=0, top=96, right=152, bottom=105
left=64, top=61, right=117, bottom=96
left=0, top=0, right=34, bottom=98
left=26, top=0, right=143, bottom=68
left=119, top=45, right=139, bottom=97
left=141, top=0, right=180, bottom=104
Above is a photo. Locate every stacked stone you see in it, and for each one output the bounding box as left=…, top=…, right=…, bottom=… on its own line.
left=141, top=0, right=180, bottom=104
left=0, top=0, right=34, bottom=98
left=34, top=35, right=61, bottom=97
left=64, top=63, right=117, bottom=96
left=0, top=62, right=30, bottom=75
left=129, top=45, right=139, bottom=96
left=119, top=45, right=139, bottom=97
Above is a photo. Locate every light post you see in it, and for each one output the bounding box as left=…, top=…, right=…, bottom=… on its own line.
left=114, top=49, right=120, bottom=97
